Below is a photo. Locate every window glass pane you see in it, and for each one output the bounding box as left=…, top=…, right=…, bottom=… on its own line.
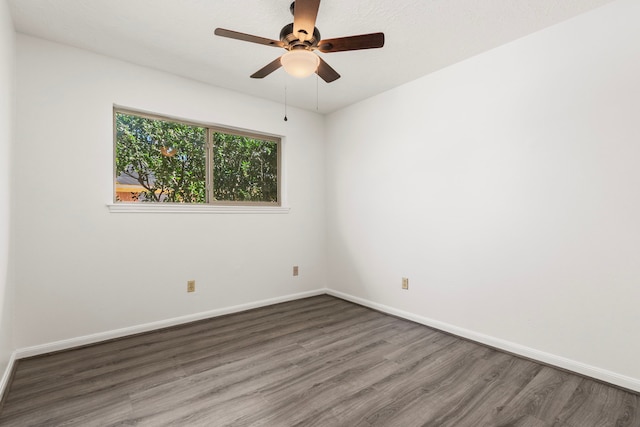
left=115, top=112, right=206, bottom=203
left=212, top=132, right=278, bottom=203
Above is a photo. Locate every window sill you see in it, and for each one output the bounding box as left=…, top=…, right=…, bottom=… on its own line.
left=107, top=203, right=290, bottom=214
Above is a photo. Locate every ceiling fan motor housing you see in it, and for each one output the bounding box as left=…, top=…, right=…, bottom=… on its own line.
left=280, top=23, right=321, bottom=50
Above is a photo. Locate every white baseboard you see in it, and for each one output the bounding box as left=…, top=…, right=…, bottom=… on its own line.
left=5, top=288, right=639, bottom=396
left=0, top=352, right=16, bottom=403
left=14, top=289, right=326, bottom=360
left=326, top=289, right=640, bottom=393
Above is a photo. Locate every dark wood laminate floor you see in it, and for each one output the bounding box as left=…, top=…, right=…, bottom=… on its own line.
left=0, top=295, right=638, bottom=426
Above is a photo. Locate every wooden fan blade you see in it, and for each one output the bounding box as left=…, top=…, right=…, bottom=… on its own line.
left=316, top=57, right=340, bottom=83
left=215, top=28, right=284, bottom=48
left=293, top=0, right=321, bottom=42
left=318, top=32, right=385, bottom=53
left=250, top=57, right=283, bottom=79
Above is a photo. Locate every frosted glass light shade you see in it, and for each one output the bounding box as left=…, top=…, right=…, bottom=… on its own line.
left=280, top=50, right=320, bottom=78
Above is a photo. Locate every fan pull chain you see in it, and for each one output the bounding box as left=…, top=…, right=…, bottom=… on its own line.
left=316, top=74, right=319, bottom=111
left=284, top=85, right=288, bottom=122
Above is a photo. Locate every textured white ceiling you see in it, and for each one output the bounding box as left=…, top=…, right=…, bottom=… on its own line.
left=8, top=0, right=616, bottom=113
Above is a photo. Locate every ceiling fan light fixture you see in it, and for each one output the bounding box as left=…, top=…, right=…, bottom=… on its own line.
left=280, top=50, right=319, bottom=78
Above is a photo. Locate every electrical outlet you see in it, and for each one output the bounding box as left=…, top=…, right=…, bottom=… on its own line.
left=293, top=266, right=299, bottom=276
left=187, top=280, right=196, bottom=292
left=402, top=277, right=409, bottom=290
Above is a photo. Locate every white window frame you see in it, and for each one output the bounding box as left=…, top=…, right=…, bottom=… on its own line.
left=108, top=107, right=288, bottom=214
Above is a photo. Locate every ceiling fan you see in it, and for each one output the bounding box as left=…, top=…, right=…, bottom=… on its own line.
left=214, top=0, right=385, bottom=83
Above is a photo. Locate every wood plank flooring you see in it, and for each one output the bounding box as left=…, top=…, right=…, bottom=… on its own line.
left=0, top=295, right=638, bottom=426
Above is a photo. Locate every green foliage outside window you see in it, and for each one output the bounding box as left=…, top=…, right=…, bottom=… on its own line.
left=115, top=112, right=206, bottom=203
left=213, top=133, right=278, bottom=202
left=115, top=111, right=279, bottom=204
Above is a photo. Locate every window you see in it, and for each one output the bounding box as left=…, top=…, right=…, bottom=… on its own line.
left=114, top=109, right=281, bottom=207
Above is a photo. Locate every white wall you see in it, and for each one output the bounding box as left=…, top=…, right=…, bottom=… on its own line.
left=0, top=0, right=15, bottom=382
left=326, top=0, right=640, bottom=388
left=13, top=35, right=326, bottom=348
